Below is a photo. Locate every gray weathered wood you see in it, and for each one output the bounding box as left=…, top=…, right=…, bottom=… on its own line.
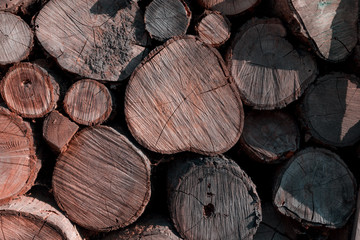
left=196, top=0, right=260, bottom=15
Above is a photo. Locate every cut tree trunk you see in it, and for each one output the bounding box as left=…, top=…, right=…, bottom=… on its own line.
left=0, top=11, right=33, bottom=65
left=1, top=62, right=59, bottom=118
left=0, top=195, right=82, bottom=240
left=125, top=35, right=244, bottom=155
left=301, top=73, right=360, bottom=147
left=63, top=79, right=112, bottom=126
left=42, top=110, right=79, bottom=153
left=196, top=0, right=260, bottom=15
left=227, top=18, right=318, bottom=110
left=103, top=214, right=181, bottom=240
left=52, top=126, right=151, bottom=231
left=196, top=11, right=231, bottom=47
left=271, top=0, right=358, bottom=62
left=273, top=148, right=357, bottom=228
left=240, top=111, right=300, bottom=164
left=168, top=155, right=261, bottom=240
left=144, top=0, right=191, bottom=42
left=35, top=0, right=149, bottom=82
left=0, top=107, right=40, bottom=205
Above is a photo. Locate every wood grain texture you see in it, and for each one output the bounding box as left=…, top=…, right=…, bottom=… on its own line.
left=273, top=148, right=357, bottom=228
left=0, top=107, right=39, bottom=205
left=0, top=11, right=33, bottom=65
left=144, top=0, right=191, bottom=42
left=227, top=18, right=318, bottom=110
left=240, top=111, right=300, bottom=164
left=125, top=36, right=244, bottom=155
left=1, top=62, right=58, bottom=118
left=0, top=196, right=82, bottom=240
left=168, top=155, right=261, bottom=240
left=302, top=73, right=360, bottom=147
left=42, top=110, right=79, bottom=153
left=196, top=11, right=231, bottom=47
left=271, top=0, right=358, bottom=62
left=63, top=79, right=112, bottom=126
left=53, top=126, right=151, bottom=231
left=196, top=0, right=260, bottom=15
left=35, top=0, right=149, bottom=82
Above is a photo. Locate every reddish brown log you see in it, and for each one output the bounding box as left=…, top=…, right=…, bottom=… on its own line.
left=196, top=0, right=260, bottom=15
left=0, top=0, right=46, bottom=15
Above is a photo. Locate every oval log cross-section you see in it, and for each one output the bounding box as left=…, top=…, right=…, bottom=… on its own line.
left=227, top=18, right=318, bottom=109
left=273, top=148, right=357, bottom=228
left=53, top=126, right=151, bottom=231
left=0, top=107, right=39, bottom=205
left=35, top=0, right=149, bottom=81
left=125, top=36, right=243, bottom=155
left=196, top=0, right=260, bottom=16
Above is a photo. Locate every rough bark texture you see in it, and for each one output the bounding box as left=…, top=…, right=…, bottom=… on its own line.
left=144, top=0, right=191, bottom=42
left=168, top=155, right=261, bottom=240
left=240, top=111, right=300, bottom=164
left=42, top=110, right=79, bottom=153
left=35, top=0, right=149, bottom=82
left=0, top=195, right=82, bottom=240
left=0, top=107, right=39, bottom=205
left=1, top=62, right=58, bottom=118
left=271, top=0, right=358, bottom=62
left=103, top=215, right=181, bottom=240
left=196, top=0, right=260, bottom=15
left=302, top=73, right=360, bottom=147
left=125, top=36, right=244, bottom=155
left=53, top=126, right=151, bottom=231
left=0, top=11, right=33, bottom=65
left=63, top=79, right=112, bottom=126
left=227, top=18, right=318, bottom=109
left=196, top=11, right=231, bottom=47
left=273, top=148, right=357, bottom=228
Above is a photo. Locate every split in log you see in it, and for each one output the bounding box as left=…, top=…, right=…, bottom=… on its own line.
left=103, top=214, right=181, bottom=240
left=0, top=11, right=33, bottom=65
left=168, top=155, right=261, bottom=240
left=196, top=11, right=231, bottom=47
left=53, top=126, right=151, bottom=231
left=125, top=36, right=244, bottom=155
left=271, top=0, right=358, bottom=62
left=144, top=0, right=191, bottom=42
left=1, top=62, right=59, bottom=118
left=240, top=111, right=300, bottom=163
left=196, top=0, right=260, bottom=16
left=0, top=195, right=82, bottom=240
left=273, top=148, right=357, bottom=228
left=63, top=79, right=112, bottom=126
left=0, top=107, right=39, bottom=205
left=301, top=73, right=360, bottom=147
left=42, top=110, right=79, bottom=153
left=35, top=0, right=149, bottom=82
left=227, top=18, right=318, bottom=110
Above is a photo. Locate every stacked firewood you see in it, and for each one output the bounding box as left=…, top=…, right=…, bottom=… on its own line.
left=0, top=0, right=359, bottom=239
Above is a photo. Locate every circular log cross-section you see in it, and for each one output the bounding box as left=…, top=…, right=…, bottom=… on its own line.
left=145, top=0, right=191, bottom=42
left=168, top=156, right=261, bottom=240
left=0, top=107, right=39, bottom=205
left=64, top=79, right=112, bottom=126
left=196, top=11, right=230, bottom=47
left=0, top=196, right=82, bottom=240
left=53, top=126, right=151, bottom=231
left=240, top=111, right=300, bottom=163
left=1, top=62, right=57, bottom=118
left=302, top=73, right=360, bottom=147
left=273, top=148, right=357, bottom=228
left=227, top=18, right=317, bottom=109
left=125, top=36, right=243, bottom=155
left=36, top=0, right=149, bottom=81
left=0, top=11, right=33, bottom=65
left=196, top=0, right=260, bottom=15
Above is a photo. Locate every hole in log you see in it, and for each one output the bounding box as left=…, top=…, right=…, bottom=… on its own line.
left=203, top=203, right=215, bottom=218
left=22, top=79, right=32, bottom=86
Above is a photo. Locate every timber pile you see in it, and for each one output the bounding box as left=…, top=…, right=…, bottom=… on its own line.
left=0, top=0, right=359, bottom=239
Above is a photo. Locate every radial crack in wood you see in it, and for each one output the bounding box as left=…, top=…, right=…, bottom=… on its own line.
left=196, top=0, right=260, bottom=15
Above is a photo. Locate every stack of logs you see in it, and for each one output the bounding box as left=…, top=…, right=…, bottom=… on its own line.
left=0, top=0, right=360, bottom=239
